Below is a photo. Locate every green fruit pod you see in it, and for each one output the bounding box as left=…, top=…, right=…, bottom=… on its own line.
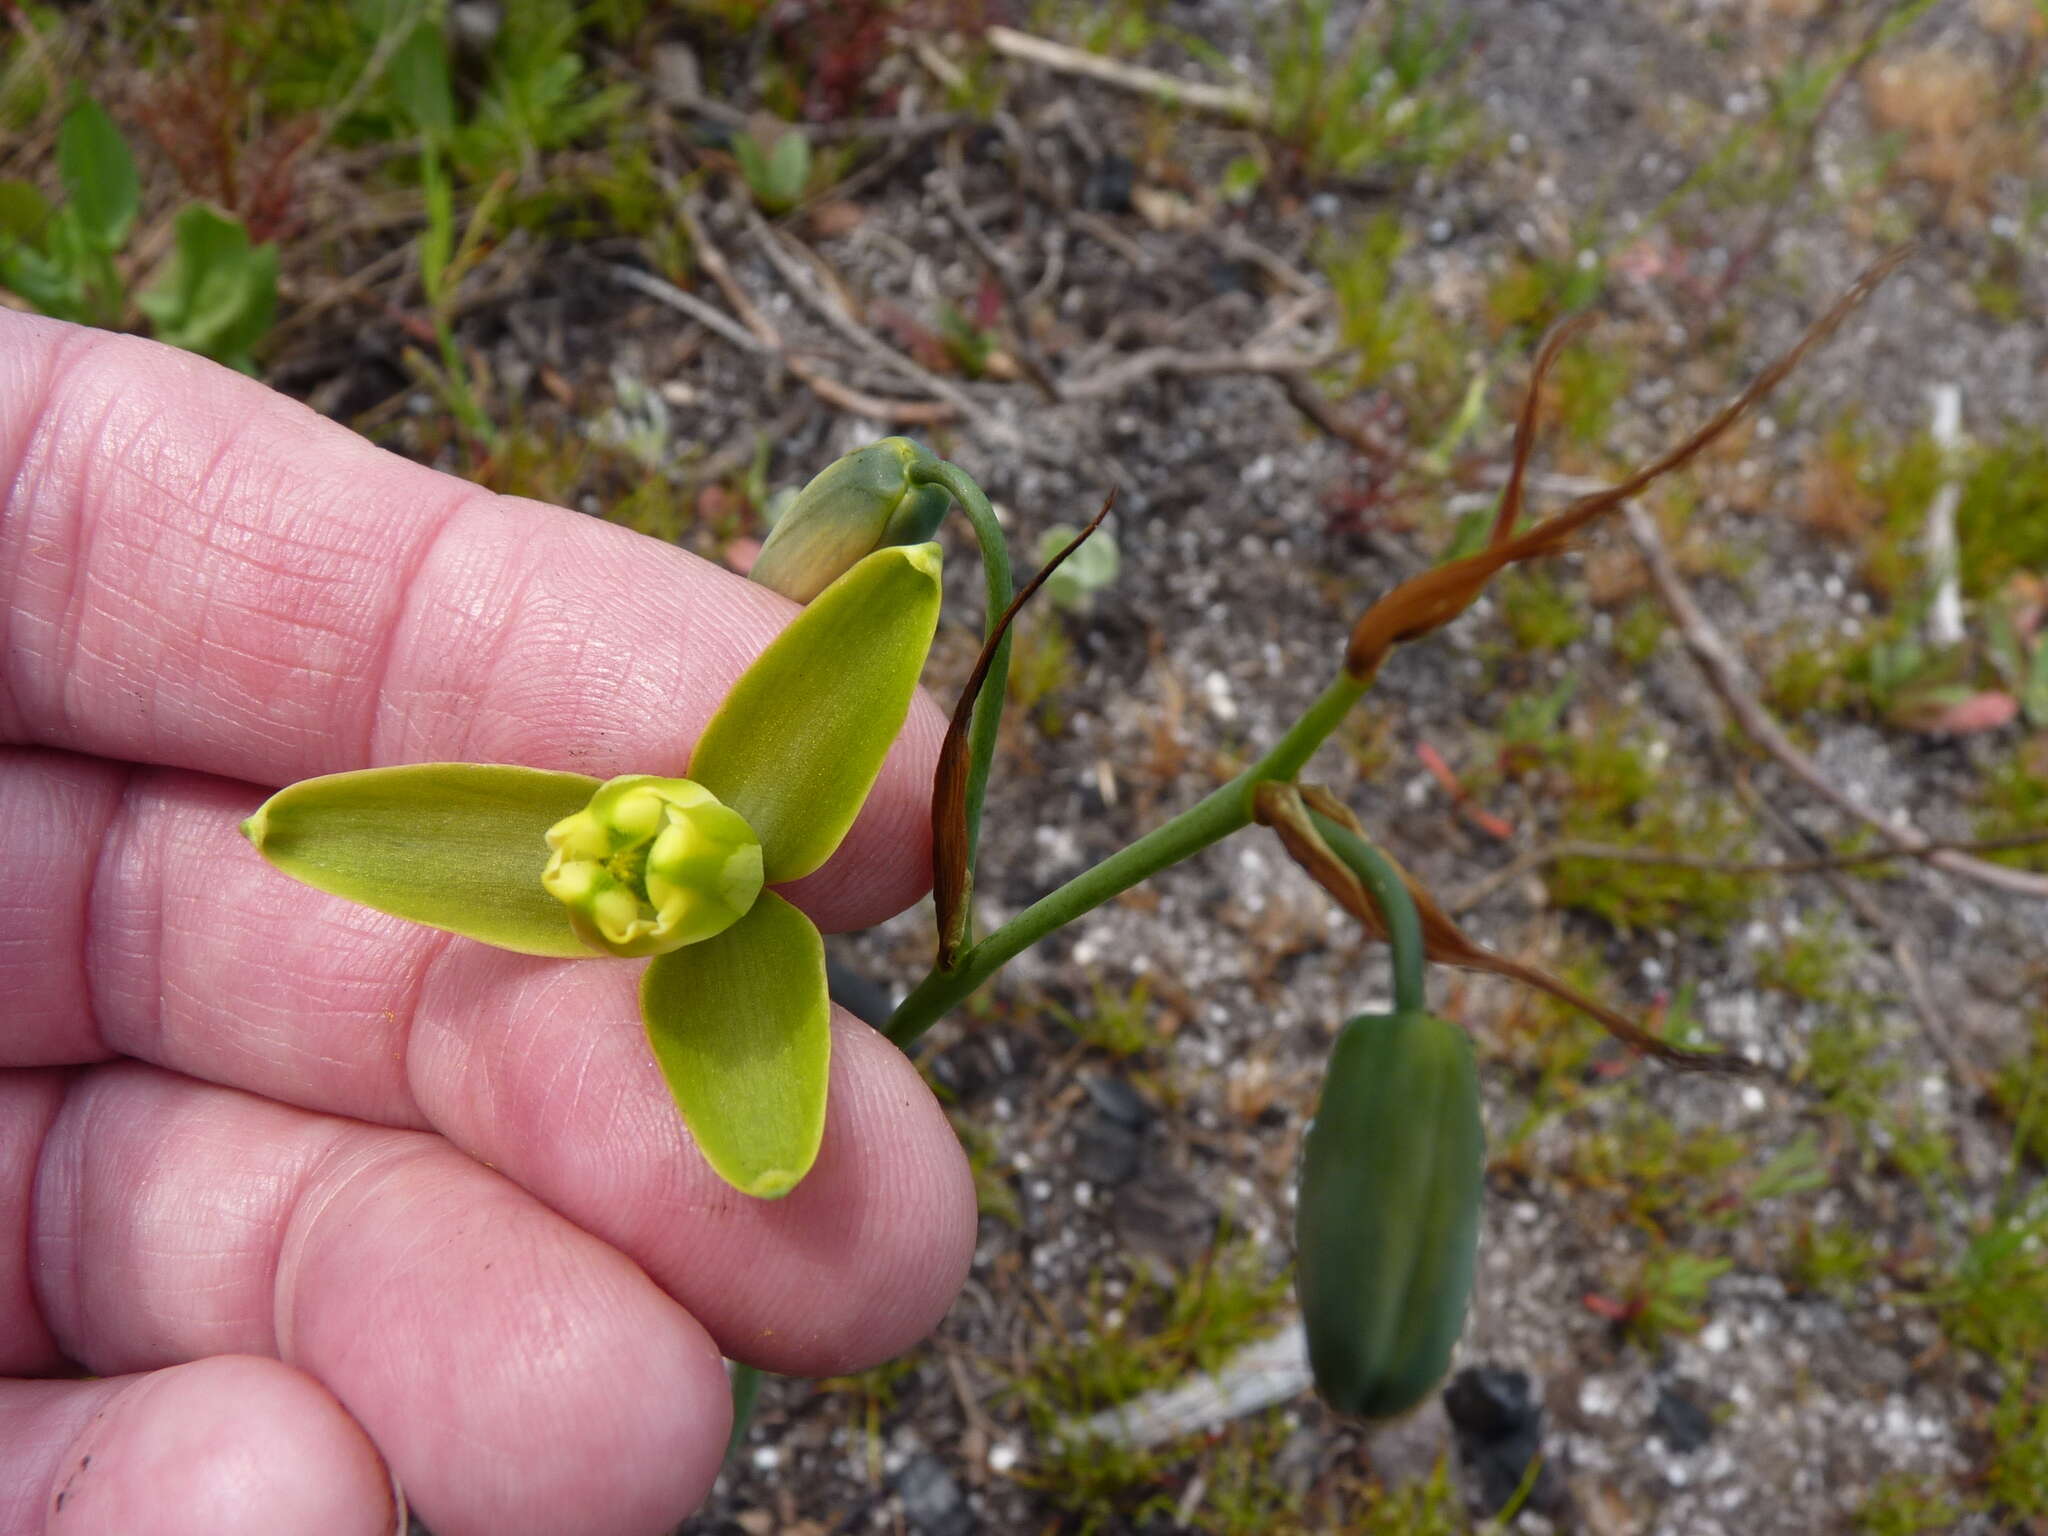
left=1295, top=1010, right=1484, bottom=1420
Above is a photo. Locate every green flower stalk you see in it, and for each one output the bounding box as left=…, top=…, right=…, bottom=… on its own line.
left=241, top=543, right=944, bottom=1198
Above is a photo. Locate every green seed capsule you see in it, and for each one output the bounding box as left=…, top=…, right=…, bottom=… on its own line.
left=750, top=438, right=935, bottom=603
left=541, top=775, right=763, bottom=958
left=1296, top=1010, right=1484, bottom=1420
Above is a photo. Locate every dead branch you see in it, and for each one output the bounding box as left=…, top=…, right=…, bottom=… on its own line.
left=600, top=261, right=772, bottom=355
left=1446, top=832, right=2048, bottom=916
left=738, top=201, right=1001, bottom=432
left=1061, top=345, right=1340, bottom=401
left=1210, top=226, right=1326, bottom=301
left=935, top=134, right=1064, bottom=402
left=673, top=196, right=956, bottom=426
left=1623, top=501, right=2048, bottom=901
left=1735, top=775, right=1981, bottom=1092
left=985, top=25, right=1268, bottom=122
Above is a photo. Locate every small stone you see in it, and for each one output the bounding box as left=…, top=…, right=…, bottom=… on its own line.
left=1082, top=154, right=1135, bottom=214
left=1364, top=1395, right=1455, bottom=1489
left=1071, top=1110, right=1143, bottom=1186
left=1443, top=1365, right=1536, bottom=1438
left=1112, top=1167, right=1218, bottom=1276
left=894, top=1452, right=972, bottom=1536
left=1444, top=1366, right=1568, bottom=1519
left=652, top=41, right=703, bottom=105
left=450, top=1, right=501, bottom=51
left=1083, top=1073, right=1154, bottom=1129
left=1651, top=1384, right=1715, bottom=1454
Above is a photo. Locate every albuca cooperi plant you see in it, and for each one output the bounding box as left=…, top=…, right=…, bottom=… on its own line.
left=243, top=254, right=1903, bottom=1425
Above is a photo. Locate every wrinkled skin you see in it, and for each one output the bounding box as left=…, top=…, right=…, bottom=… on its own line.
left=0, top=313, right=975, bottom=1536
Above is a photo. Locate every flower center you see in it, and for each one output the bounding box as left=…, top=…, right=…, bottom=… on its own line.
left=541, top=775, right=765, bottom=958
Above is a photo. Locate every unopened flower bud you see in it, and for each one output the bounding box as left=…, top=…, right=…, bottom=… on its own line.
left=542, top=776, right=763, bottom=957
left=749, top=438, right=937, bottom=603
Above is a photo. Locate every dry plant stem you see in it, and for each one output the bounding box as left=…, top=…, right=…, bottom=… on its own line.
left=1060, top=334, right=1343, bottom=400
left=1921, top=382, right=1965, bottom=649
left=1491, top=314, right=1594, bottom=547
left=599, top=261, right=771, bottom=355
left=1069, top=209, right=1154, bottom=271
left=932, top=491, right=1116, bottom=969
left=1254, top=784, right=1426, bottom=1014
left=738, top=202, right=996, bottom=428
left=985, top=25, right=1268, bottom=123
left=1444, top=832, right=2048, bottom=916
left=1345, top=248, right=1909, bottom=680
left=935, top=135, right=1064, bottom=403
left=673, top=196, right=956, bottom=425
left=1296, top=791, right=1749, bottom=1074
left=1210, top=226, right=1325, bottom=300
left=1275, top=371, right=1405, bottom=468
left=1621, top=501, right=2048, bottom=901
left=1734, top=775, right=1980, bottom=1091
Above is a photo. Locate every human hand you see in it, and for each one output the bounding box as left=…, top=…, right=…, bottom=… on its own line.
left=0, top=313, right=977, bottom=1536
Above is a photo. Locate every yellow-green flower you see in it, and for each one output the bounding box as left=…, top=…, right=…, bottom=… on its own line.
left=240, top=543, right=943, bottom=1199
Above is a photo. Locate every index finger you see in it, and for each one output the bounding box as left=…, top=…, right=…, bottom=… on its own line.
left=0, top=314, right=941, bottom=927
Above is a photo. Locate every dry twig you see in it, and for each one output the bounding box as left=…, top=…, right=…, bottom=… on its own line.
left=600, top=261, right=771, bottom=355
left=1734, top=774, right=1981, bottom=1091
left=673, top=196, right=956, bottom=426
left=738, top=201, right=1002, bottom=433
left=985, top=25, right=1267, bottom=122
left=1623, top=501, right=2048, bottom=901
left=1446, top=832, right=2048, bottom=916
left=935, top=134, right=1064, bottom=402
left=1060, top=343, right=1341, bottom=401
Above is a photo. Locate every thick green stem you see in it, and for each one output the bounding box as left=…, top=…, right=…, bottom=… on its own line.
left=1307, top=812, right=1426, bottom=1016
left=885, top=671, right=1368, bottom=1048
left=912, top=460, right=1012, bottom=879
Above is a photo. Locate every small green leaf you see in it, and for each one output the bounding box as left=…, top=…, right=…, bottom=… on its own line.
left=641, top=891, right=830, bottom=1198
left=692, top=543, right=942, bottom=884
left=241, top=763, right=599, bottom=957
left=135, top=205, right=279, bottom=373
left=1036, top=521, right=1119, bottom=611
left=56, top=97, right=138, bottom=253
left=764, top=129, right=810, bottom=207
left=387, top=14, right=456, bottom=139
left=2025, top=636, right=2048, bottom=730
left=0, top=234, right=84, bottom=320
left=0, top=179, right=56, bottom=251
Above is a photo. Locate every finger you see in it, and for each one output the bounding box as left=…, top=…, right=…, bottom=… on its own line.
left=0, top=1357, right=394, bottom=1536
left=0, top=1072, right=66, bottom=1373
left=0, top=314, right=939, bottom=930
left=9, top=760, right=978, bottom=1376
left=410, top=949, right=978, bottom=1376
left=29, top=1064, right=732, bottom=1536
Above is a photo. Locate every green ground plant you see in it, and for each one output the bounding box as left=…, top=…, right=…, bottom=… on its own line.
left=1261, top=0, right=1479, bottom=182
left=1541, top=717, right=1757, bottom=935
left=0, top=95, right=277, bottom=369
left=1853, top=1473, right=1970, bottom=1536
left=1012, top=1246, right=1295, bottom=1535
left=1048, top=975, right=1159, bottom=1060
left=1320, top=213, right=1475, bottom=443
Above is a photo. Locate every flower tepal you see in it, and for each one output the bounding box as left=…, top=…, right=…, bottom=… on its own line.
left=543, top=775, right=764, bottom=958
